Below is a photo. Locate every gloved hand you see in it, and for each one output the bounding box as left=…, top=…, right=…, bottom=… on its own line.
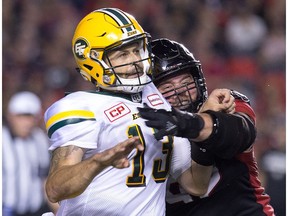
left=138, top=106, right=204, bottom=140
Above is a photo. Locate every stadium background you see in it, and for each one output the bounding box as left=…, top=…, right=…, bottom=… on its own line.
left=2, top=0, right=286, bottom=215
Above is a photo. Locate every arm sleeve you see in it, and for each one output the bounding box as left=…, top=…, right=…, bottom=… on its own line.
left=44, top=97, right=101, bottom=151
left=194, top=99, right=257, bottom=159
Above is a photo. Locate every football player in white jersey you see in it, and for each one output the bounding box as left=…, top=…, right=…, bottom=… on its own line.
left=44, top=8, right=232, bottom=216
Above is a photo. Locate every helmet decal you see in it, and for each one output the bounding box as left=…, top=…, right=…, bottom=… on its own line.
left=97, top=8, right=136, bottom=34
left=74, top=38, right=88, bottom=60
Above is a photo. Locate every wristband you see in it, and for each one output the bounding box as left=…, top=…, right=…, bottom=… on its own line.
left=203, top=110, right=219, bottom=140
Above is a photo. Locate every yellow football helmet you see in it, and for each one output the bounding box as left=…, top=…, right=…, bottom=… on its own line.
left=72, top=8, right=152, bottom=93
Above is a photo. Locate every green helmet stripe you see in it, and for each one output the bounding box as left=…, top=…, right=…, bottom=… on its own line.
left=99, top=8, right=134, bottom=33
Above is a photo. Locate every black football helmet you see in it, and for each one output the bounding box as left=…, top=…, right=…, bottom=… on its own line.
left=150, top=38, right=208, bottom=112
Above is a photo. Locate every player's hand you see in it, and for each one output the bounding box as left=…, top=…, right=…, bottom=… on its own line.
left=138, top=106, right=204, bottom=140
left=95, top=137, right=143, bottom=169
left=199, top=89, right=235, bottom=114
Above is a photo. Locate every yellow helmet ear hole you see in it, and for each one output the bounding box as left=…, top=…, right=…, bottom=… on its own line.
left=78, top=69, right=91, bottom=82
left=90, top=50, right=100, bottom=60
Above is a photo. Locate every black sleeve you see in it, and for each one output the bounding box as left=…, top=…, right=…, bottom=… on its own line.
left=190, top=142, right=215, bottom=166
left=193, top=110, right=257, bottom=159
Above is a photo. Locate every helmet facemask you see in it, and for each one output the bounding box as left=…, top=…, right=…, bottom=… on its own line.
left=91, top=36, right=152, bottom=93
left=156, top=70, right=204, bottom=112
left=151, top=38, right=208, bottom=112
left=160, top=83, right=196, bottom=110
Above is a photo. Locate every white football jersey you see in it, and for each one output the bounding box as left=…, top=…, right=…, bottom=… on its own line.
left=44, top=82, right=191, bottom=216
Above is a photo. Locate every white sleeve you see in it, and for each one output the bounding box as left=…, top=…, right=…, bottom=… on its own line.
left=47, top=121, right=101, bottom=151
left=44, top=96, right=101, bottom=151
left=169, top=137, right=192, bottom=179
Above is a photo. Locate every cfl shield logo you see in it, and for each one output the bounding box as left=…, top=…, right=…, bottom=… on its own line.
left=104, top=103, right=131, bottom=122
left=74, top=39, right=88, bottom=59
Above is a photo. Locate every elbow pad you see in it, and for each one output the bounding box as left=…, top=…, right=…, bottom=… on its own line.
left=194, top=110, right=257, bottom=159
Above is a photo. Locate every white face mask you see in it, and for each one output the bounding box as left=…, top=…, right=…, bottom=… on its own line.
left=102, top=39, right=152, bottom=93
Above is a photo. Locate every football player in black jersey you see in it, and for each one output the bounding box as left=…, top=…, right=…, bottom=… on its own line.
left=138, top=38, right=275, bottom=216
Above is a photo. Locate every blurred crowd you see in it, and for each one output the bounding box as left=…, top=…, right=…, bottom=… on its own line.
left=3, top=0, right=286, bottom=215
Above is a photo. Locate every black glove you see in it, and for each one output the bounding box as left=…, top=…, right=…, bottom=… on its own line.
left=138, top=106, right=204, bottom=140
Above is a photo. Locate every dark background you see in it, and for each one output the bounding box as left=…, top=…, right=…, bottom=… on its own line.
left=2, top=0, right=286, bottom=215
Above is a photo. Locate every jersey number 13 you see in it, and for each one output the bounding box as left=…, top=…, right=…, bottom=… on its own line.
left=126, top=124, right=173, bottom=187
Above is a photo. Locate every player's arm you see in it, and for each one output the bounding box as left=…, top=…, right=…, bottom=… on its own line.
left=177, top=160, right=213, bottom=196
left=137, top=88, right=234, bottom=141
left=189, top=88, right=236, bottom=142
left=177, top=129, right=216, bottom=196
left=168, top=137, right=213, bottom=196
left=165, top=89, right=229, bottom=196
left=46, top=137, right=143, bottom=203
left=194, top=90, right=256, bottom=158
left=138, top=89, right=256, bottom=159
left=156, top=89, right=233, bottom=196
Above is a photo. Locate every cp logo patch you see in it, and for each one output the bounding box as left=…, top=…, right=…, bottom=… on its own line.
left=104, top=103, right=131, bottom=122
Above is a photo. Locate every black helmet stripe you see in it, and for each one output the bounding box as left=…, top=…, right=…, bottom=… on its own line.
left=97, top=8, right=135, bottom=33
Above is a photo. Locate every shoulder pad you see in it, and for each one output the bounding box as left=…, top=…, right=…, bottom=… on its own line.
left=230, top=90, right=250, bottom=104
